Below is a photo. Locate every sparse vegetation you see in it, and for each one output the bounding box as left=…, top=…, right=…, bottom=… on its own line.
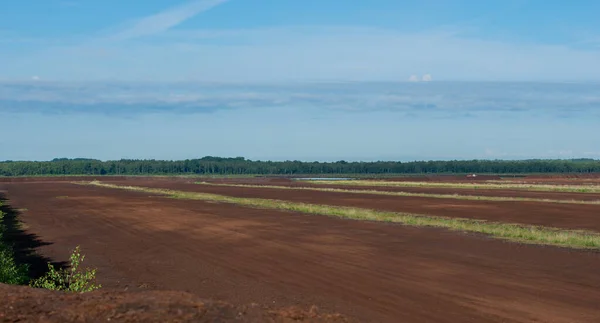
left=83, top=181, right=600, bottom=250
left=195, top=182, right=600, bottom=205
left=2, top=199, right=99, bottom=291
left=0, top=245, right=29, bottom=285
left=30, top=246, right=101, bottom=293
left=306, top=180, right=600, bottom=193
left=0, top=202, right=29, bottom=285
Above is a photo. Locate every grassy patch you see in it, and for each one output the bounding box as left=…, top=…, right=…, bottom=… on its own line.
left=195, top=182, right=600, bottom=205
left=82, top=181, right=600, bottom=250
left=0, top=202, right=29, bottom=285
left=305, top=180, right=600, bottom=194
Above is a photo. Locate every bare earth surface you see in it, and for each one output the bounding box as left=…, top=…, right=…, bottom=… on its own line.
left=123, top=179, right=600, bottom=232
left=0, top=284, right=348, bottom=323
left=2, top=180, right=600, bottom=322
left=204, top=177, right=600, bottom=201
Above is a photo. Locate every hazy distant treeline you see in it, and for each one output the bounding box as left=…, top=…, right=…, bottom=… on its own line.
left=0, top=157, right=599, bottom=176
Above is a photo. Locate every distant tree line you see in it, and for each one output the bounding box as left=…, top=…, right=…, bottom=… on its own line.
left=0, top=157, right=598, bottom=176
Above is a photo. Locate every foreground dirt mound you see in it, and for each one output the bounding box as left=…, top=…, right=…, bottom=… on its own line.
left=0, top=284, right=349, bottom=323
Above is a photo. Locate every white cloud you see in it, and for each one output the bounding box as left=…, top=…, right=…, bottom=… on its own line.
left=547, top=150, right=574, bottom=156
left=31, top=76, right=40, bottom=81
left=1, top=81, right=599, bottom=121
left=108, top=0, right=228, bottom=41
left=422, top=74, right=432, bottom=82
left=4, top=25, right=600, bottom=82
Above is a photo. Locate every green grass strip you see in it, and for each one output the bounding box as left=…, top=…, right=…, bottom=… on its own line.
left=81, top=181, right=600, bottom=250
left=194, top=182, right=600, bottom=205
left=305, top=180, right=600, bottom=194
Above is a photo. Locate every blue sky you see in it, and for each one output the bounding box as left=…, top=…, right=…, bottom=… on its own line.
left=1, top=0, right=599, bottom=161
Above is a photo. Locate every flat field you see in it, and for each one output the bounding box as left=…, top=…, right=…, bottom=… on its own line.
left=1, top=175, right=600, bottom=322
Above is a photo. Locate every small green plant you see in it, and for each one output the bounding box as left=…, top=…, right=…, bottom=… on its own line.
left=31, top=246, right=101, bottom=292
left=0, top=245, right=29, bottom=285
left=0, top=209, right=30, bottom=285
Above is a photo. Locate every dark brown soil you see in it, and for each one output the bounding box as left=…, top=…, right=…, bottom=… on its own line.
left=123, top=180, right=600, bottom=232
left=203, top=177, right=600, bottom=201
left=504, top=175, right=600, bottom=185
left=2, top=181, right=600, bottom=322
left=0, top=176, right=174, bottom=183
left=364, top=174, right=503, bottom=181
left=0, top=284, right=349, bottom=323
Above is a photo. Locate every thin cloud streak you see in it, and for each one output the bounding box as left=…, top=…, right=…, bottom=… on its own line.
left=108, top=0, right=228, bottom=41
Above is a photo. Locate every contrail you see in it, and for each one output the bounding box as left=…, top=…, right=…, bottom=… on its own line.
left=110, top=0, right=228, bottom=41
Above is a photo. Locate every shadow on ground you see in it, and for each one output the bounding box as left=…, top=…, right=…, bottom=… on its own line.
left=0, top=193, right=67, bottom=280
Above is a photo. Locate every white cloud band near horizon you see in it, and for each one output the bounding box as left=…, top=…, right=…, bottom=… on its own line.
left=1, top=81, right=599, bottom=122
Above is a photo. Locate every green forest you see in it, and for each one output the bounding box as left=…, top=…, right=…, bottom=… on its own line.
left=0, top=157, right=598, bottom=176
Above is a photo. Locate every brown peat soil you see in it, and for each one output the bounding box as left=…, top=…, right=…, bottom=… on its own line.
left=121, top=179, right=600, bottom=232
left=1, top=177, right=600, bottom=322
